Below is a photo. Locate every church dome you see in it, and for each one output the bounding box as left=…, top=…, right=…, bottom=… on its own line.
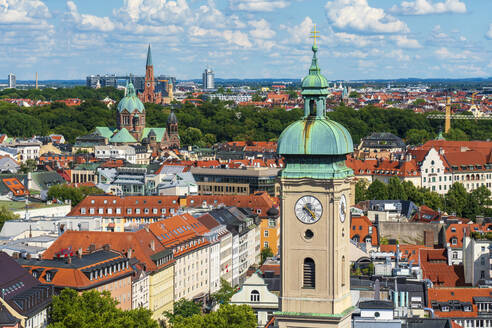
left=167, top=110, right=178, bottom=124
left=117, top=82, right=145, bottom=113
left=278, top=118, right=353, bottom=155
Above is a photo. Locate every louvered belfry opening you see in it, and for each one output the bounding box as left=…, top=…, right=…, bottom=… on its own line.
left=303, top=258, right=315, bottom=288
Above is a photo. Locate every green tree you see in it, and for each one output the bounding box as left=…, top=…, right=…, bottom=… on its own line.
left=413, top=99, right=426, bottom=106
left=47, top=184, right=104, bottom=206
left=49, top=288, right=157, bottom=328
left=181, top=127, right=203, bottom=146
left=19, top=159, right=37, bottom=173
left=445, top=183, right=468, bottom=216
left=355, top=178, right=369, bottom=203
left=387, top=176, right=407, bottom=200
left=164, top=299, right=202, bottom=325
left=172, top=304, right=256, bottom=328
left=366, top=180, right=388, bottom=200
left=443, top=128, right=469, bottom=141
left=405, top=129, right=432, bottom=145
left=210, top=279, right=236, bottom=305
left=349, top=91, right=359, bottom=98
left=260, top=246, right=274, bottom=264
left=0, top=206, right=20, bottom=230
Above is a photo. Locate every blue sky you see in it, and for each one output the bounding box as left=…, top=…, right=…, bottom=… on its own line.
left=1, top=0, right=491, bottom=80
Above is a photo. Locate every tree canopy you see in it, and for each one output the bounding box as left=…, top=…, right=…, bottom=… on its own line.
left=0, top=206, right=19, bottom=230
left=48, top=288, right=157, bottom=328
left=47, top=184, right=105, bottom=206
left=170, top=304, right=256, bottom=328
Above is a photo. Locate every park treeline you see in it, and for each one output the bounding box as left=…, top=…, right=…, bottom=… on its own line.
left=0, top=87, right=491, bottom=145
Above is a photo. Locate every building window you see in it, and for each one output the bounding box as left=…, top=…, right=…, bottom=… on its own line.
left=81, top=208, right=86, bottom=214
left=303, top=258, right=315, bottom=289
left=250, top=290, right=260, bottom=302
left=127, top=208, right=132, bottom=214
left=452, top=252, right=458, bottom=259
left=264, top=230, right=269, bottom=237
left=263, top=242, right=269, bottom=248
left=451, top=237, right=458, bottom=245
left=136, top=209, right=141, bottom=214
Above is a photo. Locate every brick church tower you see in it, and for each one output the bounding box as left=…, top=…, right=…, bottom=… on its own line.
left=139, top=44, right=162, bottom=104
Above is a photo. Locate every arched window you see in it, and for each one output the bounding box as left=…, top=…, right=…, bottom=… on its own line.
left=309, top=99, right=316, bottom=116
left=250, top=290, right=260, bottom=302
left=303, top=258, right=315, bottom=288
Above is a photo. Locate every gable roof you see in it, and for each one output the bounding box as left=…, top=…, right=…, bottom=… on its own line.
left=141, top=128, right=166, bottom=142
left=94, top=127, right=115, bottom=139
left=109, top=128, right=137, bottom=143
left=42, top=230, right=172, bottom=272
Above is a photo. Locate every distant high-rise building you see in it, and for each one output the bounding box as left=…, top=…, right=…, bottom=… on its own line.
left=202, top=67, right=214, bottom=89
left=8, top=73, right=16, bottom=89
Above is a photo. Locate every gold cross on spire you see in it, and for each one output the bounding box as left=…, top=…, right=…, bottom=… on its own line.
left=310, top=24, right=320, bottom=46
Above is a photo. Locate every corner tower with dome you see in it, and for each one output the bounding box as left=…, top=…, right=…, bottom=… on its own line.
left=95, top=81, right=180, bottom=151
left=275, top=37, right=354, bottom=328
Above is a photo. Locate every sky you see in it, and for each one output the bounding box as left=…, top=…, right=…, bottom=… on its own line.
left=1, top=0, right=491, bottom=80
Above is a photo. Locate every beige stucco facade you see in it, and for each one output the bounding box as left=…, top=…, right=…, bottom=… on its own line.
left=278, top=177, right=353, bottom=328
left=149, top=264, right=174, bottom=320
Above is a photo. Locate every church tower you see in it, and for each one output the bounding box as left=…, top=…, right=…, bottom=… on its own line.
left=139, top=44, right=162, bottom=104
left=117, top=82, right=146, bottom=140
left=165, top=110, right=180, bottom=149
left=275, top=32, right=354, bottom=328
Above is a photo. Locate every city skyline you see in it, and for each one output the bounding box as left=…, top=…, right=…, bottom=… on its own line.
left=1, top=0, right=491, bottom=80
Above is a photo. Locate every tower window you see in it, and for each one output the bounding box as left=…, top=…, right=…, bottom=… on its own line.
left=342, top=256, right=346, bottom=286
left=303, top=258, right=315, bottom=289
left=309, top=99, right=316, bottom=116
left=250, top=290, right=260, bottom=302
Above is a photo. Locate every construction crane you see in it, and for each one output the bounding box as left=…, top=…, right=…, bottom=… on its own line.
left=427, top=96, right=492, bottom=133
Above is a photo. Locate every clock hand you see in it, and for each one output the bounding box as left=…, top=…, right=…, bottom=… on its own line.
left=303, top=205, right=316, bottom=220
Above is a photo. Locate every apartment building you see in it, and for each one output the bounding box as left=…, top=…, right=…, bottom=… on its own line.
left=18, top=248, right=133, bottom=310
left=463, top=236, right=492, bottom=286
left=42, top=230, right=174, bottom=321
left=149, top=214, right=211, bottom=301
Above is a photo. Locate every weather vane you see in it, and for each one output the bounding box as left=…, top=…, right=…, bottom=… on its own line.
left=310, top=24, right=320, bottom=46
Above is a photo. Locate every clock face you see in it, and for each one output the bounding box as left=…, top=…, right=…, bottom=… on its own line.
left=339, top=194, right=347, bottom=223
left=295, top=195, right=323, bottom=224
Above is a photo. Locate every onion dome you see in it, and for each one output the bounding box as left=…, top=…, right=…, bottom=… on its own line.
left=117, top=82, right=145, bottom=113
left=167, top=110, right=178, bottom=124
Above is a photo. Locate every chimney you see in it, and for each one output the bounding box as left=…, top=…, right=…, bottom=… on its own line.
left=127, top=248, right=133, bottom=258
left=439, top=147, right=445, bottom=155
left=150, top=240, right=155, bottom=251
left=89, top=244, right=96, bottom=253
left=424, top=230, right=434, bottom=247
left=67, top=256, right=72, bottom=264
left=103, top=244, right=110, bottom=251
left=77, top=248, right=83, bottom=259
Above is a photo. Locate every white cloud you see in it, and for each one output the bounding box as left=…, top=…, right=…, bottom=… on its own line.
left=325, top=0, right=409, bottom=33
left=280, top=16, right=313, bottom=44
left=332, top=50, right=368, bottom=58
left=229, top=0, right=289, bottom=12
left=188, top=26, right=252, bottom=48
left=67, top=1, right=115, bottom=32
left=390, top=0, right=466, bottom=15
left=114, top=0, right=193, bottom=25
left=249, top=19, right=276, bottom=39
left=391, top=35, right=422, bottom=48
left=0, top=0, right=51, bottom=24
left=486, top=24, right=492, bottom=40
left=329, top=31, right=384, bottom=47
left=434, top=47, right=479, bottom=61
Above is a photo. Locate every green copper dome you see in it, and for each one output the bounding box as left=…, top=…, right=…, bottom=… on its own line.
left=117, top=82, right=145, bottom=113
left=278, top=118, right=353, bottom=155
left=301, top=45, right=329, bottom=96
left=277, top=42, right=353, bottom=179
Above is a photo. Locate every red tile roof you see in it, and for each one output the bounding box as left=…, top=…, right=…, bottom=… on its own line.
left=350, top=216, right=378, bottom=246
left=2, top=178, right=27, bottom=196
left=42, top=230, right=173, bottom=272
left=446, top=223, right=492, bottom=249
left=428, top=287, right=492, bottom=318
left=420, top=249, right=466, bottom=287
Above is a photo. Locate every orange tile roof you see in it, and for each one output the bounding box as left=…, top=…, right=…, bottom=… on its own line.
left=42, top=230, right=173, bottom=272
left=2, top=178, right=27, bottom=196
left=379, top=244, right=434, bottom=263
left=428, top=287, right=492, bottom=318
left=68, top=195, right=181, bottom=217
left=446, top=223, right=492, bottom=249
left=420, top=249, right=466, bottom=287
left=22, top=250, right=132, bottom=289
left=148, top=213, right=210, bottom=258
left=350, top=216, right=378, bottom=246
